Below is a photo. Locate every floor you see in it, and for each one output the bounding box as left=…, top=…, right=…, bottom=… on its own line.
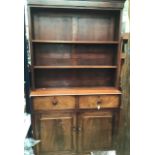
left=91, top=151, right=116, bottom=155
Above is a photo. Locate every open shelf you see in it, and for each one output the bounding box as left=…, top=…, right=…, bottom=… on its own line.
left=34, top=68, right=116, bottom=88
left=33, top=44, right=118, bottom=66
left=30, top=7, right=121, bottom=89
left=30, top=87, right=121, bottom=96
left=34, top=65, right=118, bottom=69
left=32, top=40, right=119, bottom=44
left=31, top=8, right=120, bottom=41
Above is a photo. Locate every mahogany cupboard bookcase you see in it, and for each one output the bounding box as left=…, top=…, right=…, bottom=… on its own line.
left=27, top=0, right=125, bottom=155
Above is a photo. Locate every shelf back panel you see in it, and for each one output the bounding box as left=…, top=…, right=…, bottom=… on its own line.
left=31, top=8, right=120, bottom=41
left=34, top=44, right=117, bottom=66
left=35, top=69, right=115, bottom=88
left=32, top=11, right=72, bottom=40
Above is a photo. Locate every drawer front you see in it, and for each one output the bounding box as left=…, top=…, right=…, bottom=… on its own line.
left=33, top=96, right=76, bottom=110
left=79, top=95, right=120, bottom=109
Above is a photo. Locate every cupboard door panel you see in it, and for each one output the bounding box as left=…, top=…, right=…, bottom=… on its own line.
left=39, top=113, right=76, bottom=153
left=78, top=112, right=113, bottom=152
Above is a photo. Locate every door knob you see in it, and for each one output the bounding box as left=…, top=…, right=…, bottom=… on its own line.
left=96, top=100, right=102, bottom=105
left=72, top=127, right=82, bottom=132
left=52, top=97, right=58, bottom=105
left=78, top=127, right=81, bottom=132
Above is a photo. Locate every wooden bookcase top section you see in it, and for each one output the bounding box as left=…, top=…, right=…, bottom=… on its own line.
left=28, top=0, right=123, bottom=89
left=27, top=0, right=125, bottom=10
left=30, top=87, right=121, bottom=97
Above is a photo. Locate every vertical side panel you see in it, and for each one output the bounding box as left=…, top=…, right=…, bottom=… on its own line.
left=115, top=10, right=122, bottom=87
left=27, top=6, right=35, bottom=89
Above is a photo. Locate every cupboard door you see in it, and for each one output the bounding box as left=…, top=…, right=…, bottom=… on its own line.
left=39, top=113, right=76, bottom=154
left=78, top=111, right=113, bottom=152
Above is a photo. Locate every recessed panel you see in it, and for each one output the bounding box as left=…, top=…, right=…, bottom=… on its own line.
left=35, top=69, right=116, bottom=88
left=77, top=15, right=115, bottom=41
left=32, top=10, right=72, bottom=40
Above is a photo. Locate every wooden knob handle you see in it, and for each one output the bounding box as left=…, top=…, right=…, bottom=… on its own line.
left=52, top=97, right=58, bottom=105
left=97, top=100, right=102, bottom=104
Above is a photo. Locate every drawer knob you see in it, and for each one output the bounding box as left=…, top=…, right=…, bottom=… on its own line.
left=97, top=105, right=101, bottom=110
left=97, top=100, right=102, bottom=104
left=97, top=99, right=102, bottom=110
left=52, top=97, right=58, bottom=105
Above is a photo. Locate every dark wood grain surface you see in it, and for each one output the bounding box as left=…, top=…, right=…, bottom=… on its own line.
left=79, top=95, right=120, bottom=109
left=35, top=69, right=116, bottom=88
left=40, top=113, right=76, bottom=153
left=33, top=96, right=76, bottom=110
left=78, top=111, right=113, bottom=152
left=34, top=44, right=117, bottom=66
left=28, top=1, right=126, bottom=155
left=31, top=9, right=120, bottom=41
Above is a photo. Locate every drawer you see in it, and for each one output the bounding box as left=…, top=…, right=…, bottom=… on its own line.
left=79, top=95, right=120, bottom=109
left=33, top=96, right=76, bottom=110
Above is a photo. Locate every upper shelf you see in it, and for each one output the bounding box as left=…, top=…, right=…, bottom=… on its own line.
left=34, top=66, right=117, bottom=69
left=32, top=40, right=119, bottom=44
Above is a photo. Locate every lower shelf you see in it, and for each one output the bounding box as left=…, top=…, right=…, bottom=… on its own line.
left=30, top=87, right=121, bottom=96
